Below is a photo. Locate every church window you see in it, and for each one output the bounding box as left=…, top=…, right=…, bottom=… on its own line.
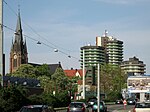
left=13, top=59, right=17, bottom=67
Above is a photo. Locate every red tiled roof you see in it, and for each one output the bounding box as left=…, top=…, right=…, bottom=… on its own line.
left=64, top=69, right=77, bottom=78
left=77, top=69, right=85, bottom=77
left=64, top=69, right=86, bottom=78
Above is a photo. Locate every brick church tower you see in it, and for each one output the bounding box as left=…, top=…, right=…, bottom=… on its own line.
left=10, top=12, right=28, bottom=73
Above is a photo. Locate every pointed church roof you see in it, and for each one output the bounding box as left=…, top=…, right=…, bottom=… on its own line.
left=14, top=12, right=23, bottom=45
left=10, top=11, right=28, bottom=54
left=15, top=12, right=22, bottom=32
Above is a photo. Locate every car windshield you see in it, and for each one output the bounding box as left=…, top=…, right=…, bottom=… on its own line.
left=94, top=102, right=103, bottom=105
left=136, top=103, right=150, bottom=108
left=69, top=103, right=84, bottom=108
left=89, top=99, right=97, bottom=102
left=20, top=107, right=43, bottom=112
left=127, top=98, right=135, bottom=101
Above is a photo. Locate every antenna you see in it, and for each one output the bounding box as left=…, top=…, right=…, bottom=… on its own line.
left=18, top=0, right=21, bottom=13
left=104, top=30, right=108, bottom=37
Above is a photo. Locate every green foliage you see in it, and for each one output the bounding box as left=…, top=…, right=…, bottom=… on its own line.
left=35, top=64, right=51, bottom=77
left=28, top=94, right=44, bottom=105
left=105, top=91, right=122, bottom=101
left=41, top=93, right=59, bottom=107
left=0, top=85, right=29, bottom=112
left=51, top=68, right=70, bottom=91
left=37, top=75, right=54, bottom=93
left=100, top=64, right=127, bottom=101
left=55, top=90, right=71, bottom=107
left=3, top=63, right=80, bottom=108
left=11, top=64, right=36, bottom=78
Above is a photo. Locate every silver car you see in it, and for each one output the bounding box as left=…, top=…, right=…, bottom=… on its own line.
left=133, top=102, right=150, bottom=112
left=67, top=102, right=89, bottom=112
left=19, top=105, right=55, bottom=112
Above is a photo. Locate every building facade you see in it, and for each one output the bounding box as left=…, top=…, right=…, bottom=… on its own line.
left=106, top=36, right=123, bottom=65
left=96, top=34, right=123, bottom=65
left=121, top=56, right=146, bottom=76
left=80, top=45, right=105, bottom=68
left=10, top=12, right=28, bottom=73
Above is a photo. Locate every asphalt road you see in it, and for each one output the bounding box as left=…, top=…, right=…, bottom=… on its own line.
left=85, top=104, right=134, bottom=112
left=106, top=104, right=135, bottom=112
left=55, top=104, right=135, bottom=112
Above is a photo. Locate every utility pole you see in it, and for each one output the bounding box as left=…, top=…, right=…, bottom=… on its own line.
left=97, top=63, right=100, bottom=112
left=0, top=0, right=3, bottom=87
left=82, top=49, right=85, bottom=99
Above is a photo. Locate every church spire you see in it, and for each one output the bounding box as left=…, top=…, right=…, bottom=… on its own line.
left=10, top=9, right=28, bottom=73
left=14, top=11, right=23, bottom=44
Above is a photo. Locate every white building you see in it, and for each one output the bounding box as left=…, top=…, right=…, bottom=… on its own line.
left=127, top=76, right=150, bottom=102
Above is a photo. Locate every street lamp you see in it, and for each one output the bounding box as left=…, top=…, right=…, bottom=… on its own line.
left=82, top=49, right=85, bottom=99
left=97, top=63, right=100, bottom=112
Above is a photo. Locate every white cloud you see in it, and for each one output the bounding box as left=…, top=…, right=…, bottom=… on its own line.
left=93, top=0, right=149, bottom=4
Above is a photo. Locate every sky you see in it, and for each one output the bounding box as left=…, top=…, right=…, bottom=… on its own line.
left=3, top=0, right=150, bottom=74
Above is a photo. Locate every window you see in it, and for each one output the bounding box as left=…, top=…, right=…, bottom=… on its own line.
left=13, top=59, right=17, bottom=67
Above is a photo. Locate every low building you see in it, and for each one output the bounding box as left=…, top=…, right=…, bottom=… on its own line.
left=127, top=75, right=150, bottom=102
left=121, top=56, right=146, bottom=76
left=64, top=68, right=96, bottom=100
left=64, top=69, right=82, bottom=79
left=1, top=76, right=43, bottom=96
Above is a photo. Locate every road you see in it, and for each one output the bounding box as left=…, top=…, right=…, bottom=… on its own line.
left=86, top=104, right=134, bottom=112
left=106, top=104, right=134, bottom=112
left=55, top=104, right=135, bottom=112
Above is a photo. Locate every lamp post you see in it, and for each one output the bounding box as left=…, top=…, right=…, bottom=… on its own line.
left=97, top=63, right=100, bottom=112
left=82, top=49, right=85, bottom=99
left=0, top=0, right=3, bottom=87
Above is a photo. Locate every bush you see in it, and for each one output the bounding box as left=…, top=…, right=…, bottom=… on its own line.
left=55, top=90, right=71, bottom=107
left=0, top=86, right=29, bottom=112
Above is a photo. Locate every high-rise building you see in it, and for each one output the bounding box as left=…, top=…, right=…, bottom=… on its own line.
left=96, top=31, right=123, bottom=65
left=121, top=56, right=146, bottom=76
left=80, top=45, right=105, bottom=68
left=10, top=12, right=28, bottom=73
left=107, top=36, right=123, bottom=65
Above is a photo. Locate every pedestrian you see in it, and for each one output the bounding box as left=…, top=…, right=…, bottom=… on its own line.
left=123, top=99, right=127, bottom=109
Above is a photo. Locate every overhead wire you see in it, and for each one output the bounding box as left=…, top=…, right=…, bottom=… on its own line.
left=3, top=0, right=80, bottom=60
left=3, top=0, right=72, bottom=53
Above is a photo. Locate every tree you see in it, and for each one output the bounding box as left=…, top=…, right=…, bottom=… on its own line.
left=37, top=75, right=54, bottom=93
left=51, top=68, right=70, bottom=92
left=100, top=64, right=127, bottom=101
left=0, top=85, right=29, bottom=112
left=35, top=64, right=52, bottom=78
left=11, top=64, right=36, bottom=78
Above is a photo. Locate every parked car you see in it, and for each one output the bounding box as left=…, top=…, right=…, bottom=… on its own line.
left=92, top=101, right=107, bottom=112
left=127, top=98, right=136, bottom=105
left=19, top=105, right=55, bottom=112
left=115, top=99, right=123, bottom=104
left=87, top=98, right=97, bottom=107
left=67, top=102, right=89, bottom=112
left=133, top=102, right=150, bottom=112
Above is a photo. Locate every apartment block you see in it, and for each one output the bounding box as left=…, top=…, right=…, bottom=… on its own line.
left=96, top=35, right=123, bottom=65
left=121, top=56, right=146, bottom=76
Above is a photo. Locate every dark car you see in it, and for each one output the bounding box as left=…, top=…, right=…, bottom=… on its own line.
left=127, top=98, right=136, bottom=105
left=92, top=101, right=107, bottom=112
left=67, top=102, right=89, bottom=112
left=87, top=98, right=97, bottom=107
left=19, top=105, right=55, bottom=112
left=115, top=99, right=123, bottom=104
